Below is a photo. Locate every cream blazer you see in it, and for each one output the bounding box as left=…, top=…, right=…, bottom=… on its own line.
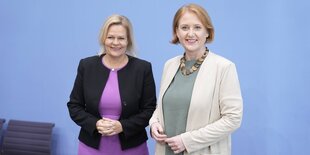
left=149, top=52, right=243, bottom=155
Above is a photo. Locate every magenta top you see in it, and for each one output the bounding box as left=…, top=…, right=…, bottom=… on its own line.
left=77, top=61, right=149, bottom=155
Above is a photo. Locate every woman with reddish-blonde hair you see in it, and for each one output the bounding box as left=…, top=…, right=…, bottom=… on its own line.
left=150, top=4, right=243, bottom=155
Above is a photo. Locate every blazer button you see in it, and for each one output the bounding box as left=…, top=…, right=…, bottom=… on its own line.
left=123, top=101, right=127, bottom=106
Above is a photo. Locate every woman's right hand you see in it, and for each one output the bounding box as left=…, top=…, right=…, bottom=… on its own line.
left=151, top=122, right=167, bottom=144
left=96, top=119, right=113, bottom=136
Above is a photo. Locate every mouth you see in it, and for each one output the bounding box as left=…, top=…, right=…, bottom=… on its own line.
left=110, top=46, right=123, bottom=51
left=185, top=39, right=197, bottom=44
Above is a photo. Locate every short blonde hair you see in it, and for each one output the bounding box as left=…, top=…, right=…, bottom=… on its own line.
left=171, top=4, right=215, bottom=44
left=98, top=14, right=136, bottom=56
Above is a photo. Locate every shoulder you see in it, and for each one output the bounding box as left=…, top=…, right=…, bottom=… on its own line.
left=208, top=52, right=235, bottom=68
left=77, top=55, right=100, bottom=66
left=128, top=56, right=152, bottom=68
left=76, top=55, right=102, bottom=72
left=80, top=55, right=100, bottom=64
left=164, top=55, right=182, bottom=67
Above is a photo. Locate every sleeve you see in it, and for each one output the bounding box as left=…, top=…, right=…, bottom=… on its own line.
left=67, top=59, right=100, bottom=136
left=119, top=62, right=157, bottom=139
left=149, top=105, right=160, bottom=127
left=149, top=60, right=169, bottom=126
left=181, top=63, right=243, bottom=153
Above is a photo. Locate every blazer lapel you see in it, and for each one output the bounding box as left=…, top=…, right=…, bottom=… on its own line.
left=186, top=52, right=215, bottom=129
left=159, top=56, right=181, bottom=101
left=92, top=56, right=110, bottom=116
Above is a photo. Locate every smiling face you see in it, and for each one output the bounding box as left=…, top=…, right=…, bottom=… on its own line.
left=176, top=11, right=209, bottom=54
left=104, top=24, right=128, bottom=58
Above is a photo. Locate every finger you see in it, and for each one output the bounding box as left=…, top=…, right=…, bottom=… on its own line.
left=156, top=139, right=166, bottom=144
left=167, top=142, right=177, bottom=149
left=151, top=128, right=157, bottom=135
left=106, top=131, right=117, bottom=136
left=167, top=143, right=174, bottom=147
left=155, top=137, right=167, bottom=142
left=154, top=135, right=167, bottom=142
left=155, top=136, right=167, bottom=142
left=102, top=117, right=114, bottom=122
left=153, top=130, right=167, bottom=137
left=171, top=146, right=178, bottom=150
left=111, top=121, right=118, bottom=129
left=165, top=138, right=173, bottom=143
left=100, top=127, right=112, bottom=134
left=97, top=126, right=105, bottom=132
left=174, top=150, right=180, bottom=154
left=153, top=134, right=167, bottom=142
left=101, top=123, right=113, bottom=129
left=99, top=129, right=106, bottom=135
left=101, top=120, right=113, bottom=125
left=96, top=119, right=104, bottom=126
left=153, top=125, right=164, bottom=134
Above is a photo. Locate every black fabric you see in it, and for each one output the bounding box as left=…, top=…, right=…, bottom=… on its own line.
left=67, top=55, right=157, bottom=150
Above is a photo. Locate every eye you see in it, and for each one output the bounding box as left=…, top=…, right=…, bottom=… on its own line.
left=194, top=25, right=202, bottom=31
left=180, top=26, right=189, bottom=31
left=107, top=36, right=114, bottom=39
left=118, top=37, right=125, bottom=40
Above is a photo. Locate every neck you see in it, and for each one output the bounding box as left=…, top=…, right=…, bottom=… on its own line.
left=103, top=54, right=128, bottom=69
left=185, top=48, right=206, bottom=60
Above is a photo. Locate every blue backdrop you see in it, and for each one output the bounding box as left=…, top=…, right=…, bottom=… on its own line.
left=1, top=0, right=309, bottom=154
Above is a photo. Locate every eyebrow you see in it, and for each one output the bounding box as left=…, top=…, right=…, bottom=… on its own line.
left=107, top=34, right=126, bottom=37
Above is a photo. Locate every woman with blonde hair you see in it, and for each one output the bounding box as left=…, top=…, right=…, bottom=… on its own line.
left=68, top=14, right=156, bottom=155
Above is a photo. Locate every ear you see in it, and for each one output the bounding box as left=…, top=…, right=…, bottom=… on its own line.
left=205, top=30, right=210, bottom=42
left=176, top=28, right=180, bottom=39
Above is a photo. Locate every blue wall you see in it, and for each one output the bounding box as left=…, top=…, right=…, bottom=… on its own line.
left=1, top=0, right=309, bottom=154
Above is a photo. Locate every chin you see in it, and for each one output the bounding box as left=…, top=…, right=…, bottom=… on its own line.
left=109, top=52, right=126, bottom=57
left=184, top=46, right=200, bottom=52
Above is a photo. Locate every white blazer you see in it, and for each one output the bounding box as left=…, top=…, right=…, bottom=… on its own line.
left=150, top=52, right=243, bottom=155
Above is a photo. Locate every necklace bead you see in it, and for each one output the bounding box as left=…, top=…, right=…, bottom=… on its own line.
left=180, top=47, right=209, bottom=76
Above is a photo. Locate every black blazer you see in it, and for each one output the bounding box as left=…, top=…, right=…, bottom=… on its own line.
left=67, top=54, right=156, bottom=150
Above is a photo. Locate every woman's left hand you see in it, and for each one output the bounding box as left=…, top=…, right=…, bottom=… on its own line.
left=165, top=135, right=186, bottom=154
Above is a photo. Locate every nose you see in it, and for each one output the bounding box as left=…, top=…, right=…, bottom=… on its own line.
left=188, top=29, right=195, bottom=37
left=112, top=38, right=120, bottom=45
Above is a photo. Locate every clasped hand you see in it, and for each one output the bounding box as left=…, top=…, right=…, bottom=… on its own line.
left=96, top=117, right=123, bottom=136
left=151, top=122, right=186, bottom=154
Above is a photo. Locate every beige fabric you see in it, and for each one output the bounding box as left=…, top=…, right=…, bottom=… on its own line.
left=150, top=52, right=243, bottom=155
